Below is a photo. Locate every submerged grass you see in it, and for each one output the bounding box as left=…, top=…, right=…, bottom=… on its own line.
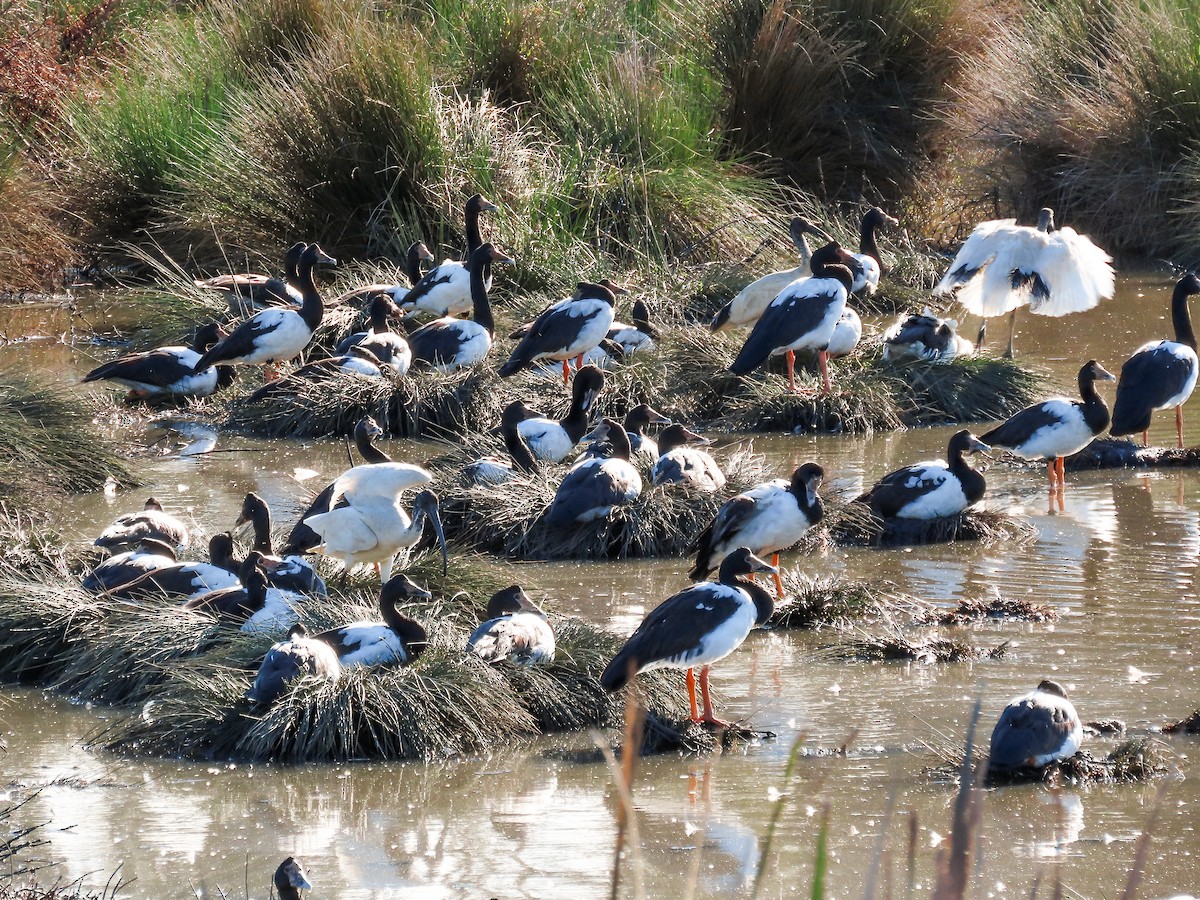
left=826, top=505, right=1037, bottom=549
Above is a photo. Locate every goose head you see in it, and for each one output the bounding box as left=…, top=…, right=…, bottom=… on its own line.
left=412, top=490, right=448, bottom=576
left=624, top=403, right=671, bottom=435
left=571, top=365, right=606, bottom=413
left=274, top=856, right=313, bottom=900
left=789, top=462, right=824, bottom=507
left=484, top=584, right=543, bottom=619
left=192, top=322, right=228, bottom=354
left=574, top=281, right=618, bottom=307
left=809, top=241, right=857, bottom=293
left=656, top=423, right=710, bottom=454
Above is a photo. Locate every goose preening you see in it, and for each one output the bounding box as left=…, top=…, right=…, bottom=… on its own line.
left=408, top=243, right=512, bottom=373
left=729, top=241, right=858, bottom=393
left=933, top=208, right=1115, bottom=357
left=95, top=497, right=189, bottom=551
left=313, top=574, right=430, bottom=668
left=301, top=464, right=448, bottom=582
left=987, top=679, right=1083, bottom=774
left=182, top=552, right=286, bottom=623
left=606, top=298, right=658, bottom=354
left=399, top=194, right=498, bottom=318
left=244, top=623, right=342, bottom=705
left=82, top=322, right=236, bottom=399
left=650, top=423, right=726, bottom=492
left=709, top=217, right=826, bottom=332
left=846, top=206, right=897, bottom=295
left=545, top=418, right=642, bottom=526
left=235, top=492, right=327, bottom=596
left=881, top=309, right=974, bottom=364
left=858, top=430, right=990, bottom=520
left=690, top=463, right=824, bottom=598
left=464, top=400, right=538, bottom=485
left=600, top=547, right=777, bottom=727
left=982, top=360, right=1115, bottom=495
left=194, top=243, right=337, bottom=380
left=81, top=537, right=178, bottom=593
left=280, top=416, right=394, bottom=557
left=515, top=365, right=605, bottom=463
left=581, top=403, right=671, bottom=465
left=330, top=240, right=435, bottom=308
left=1110, top=273, right=1200, bottom=448
left=333, top=294, right=412, bottom=373
left=499, top=281, right=619, bottom=383
left=467, top=585, right=556, bottom=665
left=273, top=856, right=314, bottom=900
left=193, top=242, right=305, bottom=313
left=104, top=532, right=242, bottom=600
left=245, top=345, right=393, bottom=403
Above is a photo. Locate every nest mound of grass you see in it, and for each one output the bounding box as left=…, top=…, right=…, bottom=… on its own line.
left=985, top=738, right=1172, bottom=786
left=822, top=627, right=1008, bottom=663
left=1066, top=437, right=1200, bottom=470
left=768, top=571, right=931, bottom=630
left=1163, top=709, right=1200, bottom=734
left=881, top=353, right=1043, bottom=426
left=436, top=446, right=770, bottom=560
left=922, top=594, right=1058, bottom=626
left=826, top=505, right=1037, bottom=548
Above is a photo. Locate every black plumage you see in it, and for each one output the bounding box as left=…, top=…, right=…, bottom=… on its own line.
left=498, top=282, right=617, bottom=377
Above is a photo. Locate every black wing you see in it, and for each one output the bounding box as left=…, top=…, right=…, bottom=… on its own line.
left=280, top=482, right=337, bottom=556
left=1111, top=344, right=1197, bottom=436
left=689, top=495, right=756, bottom=578
left=857, top=465, right=943, bottom=518
left=500, top=304, right=606, bottom=376
left=409, top=322, right=465, bottom=366
left=84, top=350, right=199, bottom=387
left=398, top=265, right=455, bottom=309
left=980, top=402, right=1069, bottom=450
left=730, top=286, right=839, bottom=375
left=987, top=699, right=1073, bottom=770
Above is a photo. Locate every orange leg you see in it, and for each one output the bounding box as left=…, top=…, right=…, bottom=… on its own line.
left=819, top=350, right=831, bottom=394
left=1177, top=405, right=1185, bottom=449
left=1056, top=456, right=1066, bottom=490
left=1046, top=459, right=1057, bottom=493
left=575, top=354, right=584, bottom=370
left=786, top=350, right=797, bottom=393
left=1143, top=429, right=1149, bottom=448
left=561, top=359, right=570, bottom=385
left=686, top=667, right=700, bottom=722
left=699, top=667, right=732, bottom=727
left=771, top=552, right=784, bottom=599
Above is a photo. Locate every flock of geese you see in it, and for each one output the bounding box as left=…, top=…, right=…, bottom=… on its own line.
left=78, top=193, right=1200, bottom=778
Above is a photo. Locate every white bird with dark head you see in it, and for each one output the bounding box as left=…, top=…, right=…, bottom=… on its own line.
left=313, top=574, right=430, bottom=669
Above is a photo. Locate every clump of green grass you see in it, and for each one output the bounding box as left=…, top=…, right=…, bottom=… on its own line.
left=768, top=571, right=932, bottom=630
left=0, top=146, right=75, bottom=292
left=884, top=353, right=1043, bottom=426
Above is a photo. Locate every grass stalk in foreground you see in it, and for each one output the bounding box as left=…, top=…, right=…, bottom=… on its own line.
left=750, top=730, right=806, bottom=899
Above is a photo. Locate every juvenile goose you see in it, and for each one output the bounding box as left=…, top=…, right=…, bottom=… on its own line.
left=982, top=360, right=1115, bottom=495
left=987, top=680, right=1083, bottom=774
left=858, top=430, right=990, bottom=520
left=408, top=244, right=512, bottom=373
left=545, top=418, right=643, bottom=526
left=194, top=243, right=336, bottom=380
left=650, top=424, right=726, bottom=492
left=1111, top=273, right=1200, bottom=448
left=244, top=624, right=342, bottom=705
left=464, top=400, right=539, bottom=485
left=95, top=497, right=189, bottom=551
left=882, top=309, right=974, bottom=363
left=104, top=532, right=242, bottom=600
left=400, top=194, right=498, bottom=318
left=81, top=538, right=178, bottom=593
left=606, top=298, right=658, bottom=354
left=334, top=294, right=412, bottom=373
left=581, top=403, right=671, bottom=465
left=690, top=463, right=824, bottom=598
left=467, top=585, right=556, bottom=665
left=516, top=365, right=606, bottom=463
left=82, top=323, right=236, bottom=399
left=313, top=574, right=429, bottom=668
left=600, top=547, right=777, bottom=726
left=330, top=240, right=435, bottom=308
left=235, top=492, right=327, bottom=596
left=193, top=242, right=305, bottom=313
left=499, top=281, right=619, bottom=383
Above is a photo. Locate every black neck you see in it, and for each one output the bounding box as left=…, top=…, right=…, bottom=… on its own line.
left=503, top=420, right=538, bottom=473
left=354, top=429, right=391, bottom=464
left=465, top=205, right=483, bottom=257
left=948, top=442, right=986, bottom=504
left=605, top=424, right=632, bottom=461
left=404, top=244, right=423, bottom=286
left=789, top=481, right=824, bottom=524
left=469, top=256, right=494, bottom=335
left=1172, top=281, right=1197, bottom=350
left=1078, top=369, right=1111, bottom=433
left=381, top=596, right=427, bottom=657
left=295, top=258, right=325, bottom=331
left=249, top=505, right=272, bottom=555
left=368, top=301, right=389, bottom=334
left=741, top=577, right=775, bottom=626
left=859, top=217, right=881, bottom=264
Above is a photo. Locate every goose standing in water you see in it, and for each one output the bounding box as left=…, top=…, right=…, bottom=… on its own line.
left=1110, top=273, right=1200, bottom=448
left=987, top=680, right=1083, bottom=774
left=400, top=194, right=498, bottom=318
left=710, top=217, right=826, bottom=332
left=690, top=463, right=824, bottom=598
left=235, top=492, right=327, bottom=596
left=82, top=323, right=236, bottom=399
left=244, top=624, right=342, bottom=705
left=193, top=242, right=305, bottom=313
left=467, top=585, right=556, bottom=665
left=331, top=240, right=435, bottom=308
left=650, top=423, right=726, bottom=492
left=729, top=242, right=858, bottom=393
left=499, top=281, right=619, bottom=383
left=95, top=497, right=189, bottom=551
left=600, top=547, right=777, bottom=727
left=194, top=243, right=336, bottom=380
left=334, top=294, right=412, bottom=373
left=313, top=574, right=429, bottom=668
left=408, top=244, right=512, bottom=373
left=982, top=360, right=1115, bottom=496
left=515, top=365, right=605, bottom=463
left=858, top=430, right=990, bottom=520
left=934, top=208, right=1114, bottom=358
left=464, top=400, right=539, bottom=485
left=545, top=418, right=642, bottom=526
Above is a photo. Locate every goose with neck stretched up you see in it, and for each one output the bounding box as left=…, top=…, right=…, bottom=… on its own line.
left=846, top=206, right=897, bottom=295
left=934, top=207, right=1115, bottom=358
left=235, top=492, right=327, bottom=596
left=244, top=624, right=341, bottom=705
left=467, top=585, right=556, bottom=665
left=313, top=573, right=430, bottom=668
left=82, top=323, right=236, bottom=399
left=690, top=463, right=824, bottom=599
left=729, top=241, right=858, bottom=394
left=545, top=418, right=642, bottom=526
left=499, top=281, right=620, bottom=383
left=650, top=423, right=726, bottom=492
left=982, top=360, right=1115, bottom=496
left=858, top=429, right=990, bottom=520
left=987, top=679, right=1083, bottom=774
left=601, top=547, right=777, bottom=727
left=408, top=243, right=512, bottom=373
left=194, top=243, right=337, bottom=380
left=464, top=400, right=539, bottom=485
left=334, top=293, right=412, bottom=372
left=1111, top=273, right=1200, bottom=448
left=516, top=365, right=606, bottom=463
left=399, top=194, right=499, bottom=318
left=331, top=240, right=435, bottom=308
left=193, top=242, right=306, bottom=314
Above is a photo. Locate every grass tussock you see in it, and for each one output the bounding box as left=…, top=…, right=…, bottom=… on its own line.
left=1163, top=709, right=1200, bottom=734
left=982, top=738, right=1172, bottom=786
left=922, top=594, right=1057, bottom=626
left=822, top=626, right=1008, bottom=664
left=827, top=505, right=1037, bottom=549
left=768, top=570, right=931, bottom=630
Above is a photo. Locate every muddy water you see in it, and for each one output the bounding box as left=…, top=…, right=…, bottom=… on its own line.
left=3, top=275, right=1200, bottom=897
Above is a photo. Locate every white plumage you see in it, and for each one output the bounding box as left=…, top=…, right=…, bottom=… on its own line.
left=826, top=307, right=862, bottom=357
left=325, top=622, right=411, bottom=668
left=517, top=418, right=579, bottom=463
left=709, top=217, right=821, bottom=332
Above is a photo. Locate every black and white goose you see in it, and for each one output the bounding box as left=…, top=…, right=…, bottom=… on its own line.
left=1111, top=273, right=1200, bottom=448
left=729, top=241, right=858, bottom=393
left=545, top=418, right=643, bottom=526
left=515, top=365, right=605, bottom=463
left=464, top=400, right=539, bottom=485
left=235, top=492, right=328, bottom=596
left=245, top=346, right=393, bottom=404
left=399, top=194, right=498, bottom=318
left=467, top=585, right=556, bottom=665
left=690, top=463, right=824, bottom=598
left=987, top=679, right=1083, bottom=774
left=81, top=537, right=178, bottom=593
left=244, top=623, right=342, bottom=705
left=183, top=551, right=303, bottom=634
left=82, top=322, right=236, bottom=399
left=710, top=217, right=826, bottom=332
left=650, top=424, right=726, bottom=492
left=194, top=243, right=337, bottom=380
left=982, top=360, right=1115, bottom=494
left=846, top=206, right=897, bottom=294
left=334, top=294, right=412, bottom=373
left=581, top=403, right=671, bottom=465
left=934, top=207, right=1115, bottom=357
left=95, top=497, right=189, bottom=551
left=600, top=547, right=777, bottom=726
left=330, top=240, right=435, bottom=308
left=881, top=308, right=974, bottom=363
left=273, top=857, right=314, bottom=900
left=826, top=307, right=863, bottom=358
left=606, top=298, right=658, bottom=354
left=858, top=429, right=990, bottom=520
left=280, top=416, right=392, bottom=557
left=104, top=532, right=242, bottom=600
left=193, top=242, right=305, bottom=314
left=499, top=282, right=619, bottom=383
left=313, top=573, right=430, bottom=668
left=408, top=243, right=512, bottom=373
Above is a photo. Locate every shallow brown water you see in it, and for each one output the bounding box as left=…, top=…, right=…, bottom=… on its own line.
left=3, top=275, right=1200, bottom=897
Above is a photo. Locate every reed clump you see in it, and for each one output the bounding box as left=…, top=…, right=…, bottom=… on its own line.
left=768, top=571, right=932, bottom=630
left=981, top=738, right=1172, bottom=786
left=924, top=594, right=1057, bottom=626
left=827, top=506, right=1037, bottom=548
left=823, top=627, right=1008, bottom=663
